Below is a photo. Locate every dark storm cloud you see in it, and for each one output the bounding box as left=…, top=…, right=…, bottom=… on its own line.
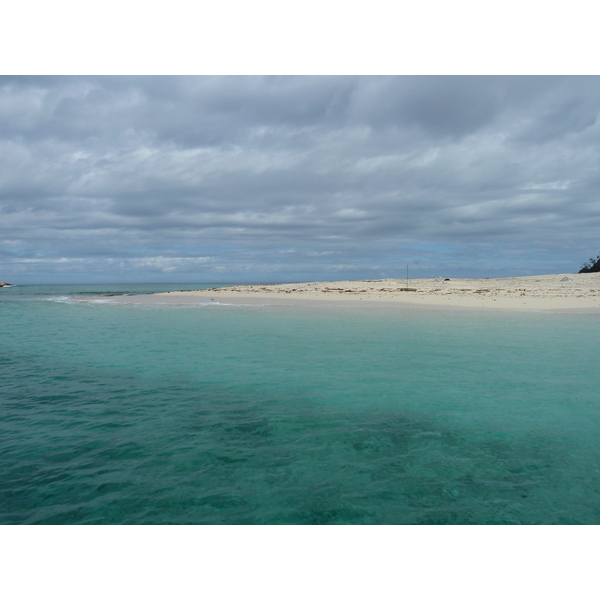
left=2, top=75, right=600, bottom=282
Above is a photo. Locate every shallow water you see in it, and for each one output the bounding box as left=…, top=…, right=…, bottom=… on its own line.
left=1, top=284, right=600, bottom=524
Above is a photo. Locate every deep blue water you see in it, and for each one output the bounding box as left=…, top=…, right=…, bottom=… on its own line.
left=1, top=283, right=600, bottom=524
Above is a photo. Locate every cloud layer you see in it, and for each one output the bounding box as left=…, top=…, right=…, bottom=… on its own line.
left=2, top=76, right=600, bottom=282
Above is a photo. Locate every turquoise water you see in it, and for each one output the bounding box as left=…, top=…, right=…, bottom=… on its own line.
left=2, top=284, right=600, bottom=524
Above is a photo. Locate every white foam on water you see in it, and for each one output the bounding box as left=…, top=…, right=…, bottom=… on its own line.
left=65, top=297, right=266, bottom=308
left=46, top=296, right=79, bottom=304
left=48, top=296, right=124, bottom=305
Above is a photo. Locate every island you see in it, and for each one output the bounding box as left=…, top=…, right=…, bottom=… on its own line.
left=88, top=273, right=600, bottom=312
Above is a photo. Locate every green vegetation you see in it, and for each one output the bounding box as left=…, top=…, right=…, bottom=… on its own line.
left=579, top=254, right=600, bottom=273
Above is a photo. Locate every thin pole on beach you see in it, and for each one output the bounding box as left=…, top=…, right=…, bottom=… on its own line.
left=406, top=264, right=409, bottom=288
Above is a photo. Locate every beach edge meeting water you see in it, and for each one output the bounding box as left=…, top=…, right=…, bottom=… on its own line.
left=3, top=276, right=600, bottom=524
left=93, top=273, right=600, bottom=312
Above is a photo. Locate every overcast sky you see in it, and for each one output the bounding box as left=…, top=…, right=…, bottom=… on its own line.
left=2, top=75, right=600, bottom=283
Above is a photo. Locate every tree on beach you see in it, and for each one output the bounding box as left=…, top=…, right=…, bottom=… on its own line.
left=579, top=254, right=600, bottom=273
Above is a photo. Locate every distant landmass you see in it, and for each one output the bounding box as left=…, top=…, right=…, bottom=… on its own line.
left=0, top=281, right=11, bottom=287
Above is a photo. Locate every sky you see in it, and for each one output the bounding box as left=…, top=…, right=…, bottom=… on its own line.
left=2, top=75, right=600, bottom=284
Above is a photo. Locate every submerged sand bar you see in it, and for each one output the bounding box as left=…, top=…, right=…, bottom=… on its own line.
left=103, top=273, right=600, bottom=312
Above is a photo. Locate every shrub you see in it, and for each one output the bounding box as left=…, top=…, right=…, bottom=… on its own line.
left=579, top=254, right=600, bottom=273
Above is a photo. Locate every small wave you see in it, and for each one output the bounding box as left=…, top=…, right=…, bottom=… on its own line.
left=46, top=296, right=78, bottom=304
left=47, top=296, right=118, bottom=305
left=45, top=295, right=269, bottom=309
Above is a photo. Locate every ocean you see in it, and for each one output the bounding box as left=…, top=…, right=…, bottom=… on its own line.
left=1, top=283, right=600, bottom=524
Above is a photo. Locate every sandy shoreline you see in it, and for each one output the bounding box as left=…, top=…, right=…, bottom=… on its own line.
left=96, top=273, right=600, bottom=312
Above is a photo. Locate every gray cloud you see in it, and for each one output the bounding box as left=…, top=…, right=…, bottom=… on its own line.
left=2, top=76, right=600, bottom=283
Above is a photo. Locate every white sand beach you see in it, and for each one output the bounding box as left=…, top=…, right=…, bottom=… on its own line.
left=106, top=273, right=600, bottom=312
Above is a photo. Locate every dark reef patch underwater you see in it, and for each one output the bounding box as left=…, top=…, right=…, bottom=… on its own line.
left=1, top=284, right=600, bottom=524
